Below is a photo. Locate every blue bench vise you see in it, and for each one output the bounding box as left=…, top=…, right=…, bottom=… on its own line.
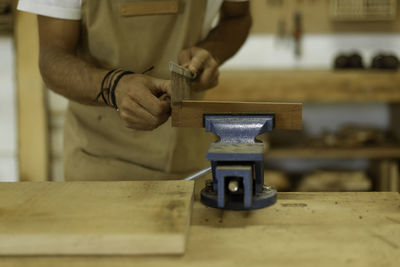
left=200, top=114, right=277, bottom=210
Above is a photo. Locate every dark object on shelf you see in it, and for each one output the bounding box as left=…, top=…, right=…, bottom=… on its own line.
left=334, top=54, right=349, bottom=69
left=333, top=52, right=364, bottom=69
left=371, top=54, right=399, bottom=70
left=382, top=55, right=399, bottom=69
left=371, top=54, right=385, bottom=69
left=348, top=53, right=364, bottom=68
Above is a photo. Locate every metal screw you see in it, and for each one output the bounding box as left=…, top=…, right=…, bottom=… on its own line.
left=205, top=180, right=213, bottom=192
left=263, top=185, right=272, bottom=191
left=228, top=180, right=239, bottom=193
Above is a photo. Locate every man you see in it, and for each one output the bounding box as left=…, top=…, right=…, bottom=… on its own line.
left=18, top=0, right=251, bottom=181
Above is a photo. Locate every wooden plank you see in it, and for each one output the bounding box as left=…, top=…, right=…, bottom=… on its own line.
left=1, top=192, right=399, bottom=266
left=14, top=10, right=49, bottom=181
left=205, top=70, right=400, bottom=103
left=171, top=100, right=302, bottom=130
left=0, top=181, right=194, bottom=255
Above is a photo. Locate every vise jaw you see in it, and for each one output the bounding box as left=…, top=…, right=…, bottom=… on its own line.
left=200, top=114, right=277, bottom=210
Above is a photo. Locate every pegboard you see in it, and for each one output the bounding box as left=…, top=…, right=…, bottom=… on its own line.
left=331, top=0, right=397, bottom=21
left=250, top=0, right=400, bottom=33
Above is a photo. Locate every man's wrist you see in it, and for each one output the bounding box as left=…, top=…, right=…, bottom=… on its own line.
left=94, top=69, right=134, bottom=109
left=197, top=42, right=222, bottom=66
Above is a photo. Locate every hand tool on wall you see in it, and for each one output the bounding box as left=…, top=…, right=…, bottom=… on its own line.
left=293, top=11, right=302, bottom=58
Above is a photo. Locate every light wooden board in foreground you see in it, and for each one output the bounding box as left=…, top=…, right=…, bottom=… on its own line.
left=172, top=100, right=302, bottom=129
left=0, top=181, right=194, bottom=255
left=2, top=192, right=399, bottom=267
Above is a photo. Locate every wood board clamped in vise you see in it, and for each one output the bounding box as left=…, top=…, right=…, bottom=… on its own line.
left=171, top=100, right=302, bottom=130
left=169, top=62, right=302, bottom=210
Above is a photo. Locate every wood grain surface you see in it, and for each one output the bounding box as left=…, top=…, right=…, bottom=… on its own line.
left=0, top=181, right=194, bottom=255
left=171, top=100, right=302, bottom=129
left=1, top=192, right=399, bottom=267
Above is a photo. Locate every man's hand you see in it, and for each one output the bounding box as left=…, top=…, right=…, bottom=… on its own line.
left=178, top=47, right=220, bottom=91
left=115, top=74, right=171, bottom=131
left=37, top=16, right=172, bottom=131
left=176, top=1, right=251, bottom=93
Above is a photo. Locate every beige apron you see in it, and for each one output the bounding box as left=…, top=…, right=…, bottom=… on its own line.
left=64, top=0, right=215, bottom=181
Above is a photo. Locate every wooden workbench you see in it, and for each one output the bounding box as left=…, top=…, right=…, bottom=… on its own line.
left=1, top=192, right=399, bottom=267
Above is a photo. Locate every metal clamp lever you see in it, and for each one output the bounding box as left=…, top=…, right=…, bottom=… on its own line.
left=183, top=167, right=212, bottom=181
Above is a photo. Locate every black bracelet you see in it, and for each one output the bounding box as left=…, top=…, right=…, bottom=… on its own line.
left=95, top=69, right=116, bottom=105
left=142, top=66, right=154, bottom=74
left=110, top=71, right=134, bottom=111
left=95, top=67, right=153, bottom=110
left=106, top=69, right=124, bottom=104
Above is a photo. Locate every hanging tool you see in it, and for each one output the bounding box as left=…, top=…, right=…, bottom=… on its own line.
left=293, top=11, right=302, bottom=58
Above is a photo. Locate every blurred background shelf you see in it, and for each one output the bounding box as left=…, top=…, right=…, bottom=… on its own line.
left=7, top=1, right=399, bottom=195
left=267, top=145, right=400, bottom=159
left=205, top=70, right=400, bottom=103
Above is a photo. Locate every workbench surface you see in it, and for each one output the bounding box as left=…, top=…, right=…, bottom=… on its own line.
left=1, top=192, right=399, bottom=267
left=0, top=181, right=194, bottom=255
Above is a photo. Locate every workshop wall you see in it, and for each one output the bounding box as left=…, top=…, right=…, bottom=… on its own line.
left=43, top=0, right=400, bottom=182
left=46, top=32, right=396, bottom=181
left=0, top=36, right=17, bottom=182
left=222, top=34, right=400, bottom=70
left=251, top=0, right=400, bottom=34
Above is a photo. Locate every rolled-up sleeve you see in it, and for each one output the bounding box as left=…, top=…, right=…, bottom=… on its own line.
left=17, top=0, right=81, bottom=20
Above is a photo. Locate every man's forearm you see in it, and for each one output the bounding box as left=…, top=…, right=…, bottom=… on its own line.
left=39, top=46, right=108, bottom=105
left=198, top=2, right=252, bottom=65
